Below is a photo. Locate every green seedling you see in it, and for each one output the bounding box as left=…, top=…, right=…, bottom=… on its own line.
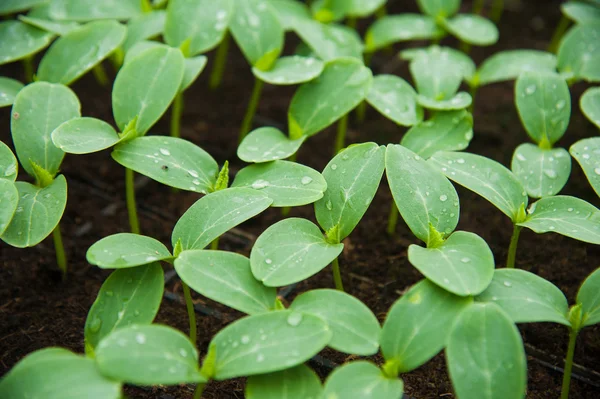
left=511, top=71, right=572, bottom=198
left=548, top=1, right=600, bottom=53
left=386, top=144, right=495, bottom=296
left=557, top=23, right=600, bottom=82
left=570, top=88, right=600, bottom=197
left=0, top=142, right=19, bottom=236
left=294, top=18, right=364, bottom=62
left=51, top=45, right=185, bottom=233
left=0, top=20, right=53, bottom=81
left=476, top=267, right=600, bottom=399
left=0, top=77, right=24, bottom=108
left=48, top=0, right=145, bottom=21
left=310, top=0, right=386, bottom=23
left=365, top=74, right=423, bottom=127
left=364, top=13, right=444, bottom=53
left=323, top=361, right=404, bottom=399
left=1, top=82, right=81, bottom=278
left=121, top=9, right=165, bottom=53
left=246, top=364, right=322, bottom=399
left=429, top=151, right=600, bottom=268
left=0, top=0, right=48, bottom=15
left=18, top=8, right=80, bottom=37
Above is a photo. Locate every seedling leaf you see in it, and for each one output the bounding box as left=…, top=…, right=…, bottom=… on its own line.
left=577, top=267, right=600, bottom=327
left=85, top=263, right=164, bottom=354
left=165, top=0, right=233, bottom=55
left=1, top=176, right=67, bottom=248
left=401, top=110, right=473, bottom=159
left=476, top=269, right=570, bottom=326
left=294, top=19, right=363, bottom=61
left=11, top=81, right=81, bottom=177
left=175, top=250, right=277, bottom=315
left=400, top=46, right=476, bottom=82
left=0, top=77, right=24, bottom=108
left=122, top=10, right=166, bottom=52
left=518, top=195, right=600, bottom=244
left=123, top=40, right=163, bottom=64
left=366, top=74, right=423, bottom=126
left=381, top=280, right=471, bottom=373
left=557, top=24, right=600, bottom=82
left=246, top=364, right=322, bottom=399
left=181, top=55, right=208, bottom=92
left=365, top=14, right=443, bottom=52
left=417, top=0, right=460, bottom=18
left=474, top=50, right=557, bottom=87
left=18, top=14, right=80, bottom=36
left=310, top=0, right=348, bottom=22
left=288, top=58, right=372, bottom=138
left=252, top=56, right=324, bottom=85
left=0, top=179, right=18, bottom=236
left=442, top=14, right=499, bottom=46
left=112, top=46, right=185, bottom=135
left=0, top=348, right=121, bottom=399
left=172, top=188, right=272, bottom=250
left=237, top=127, right=305, bottom=163
left=562, top=1, right=600, bottom=24
left=231, top=160, right=326, bottom=207
left=96, top=324, right=204, bottom=385
left=511, top=144, right=571, bottom=198
left=87, top=233, right=172, bottom=269
left=429, top=151, right=528, bottom=222
left=0, top=140, right=18, bottom=182
left=417, top=91, right=472, bottom=111
left=112, top=136, right=218, bottom=193
left=322, top=361, right=403, bottom=399
left=315, top=143, right=385, bottom=242
left=37, top=20, right=126, bottom=85
left=410, top=47, right=464, bottom=103
left=49, top=0, right=143, bottom=22
left=268, top=0, right=312, bottom=31
left=0, top=0, right=48, bottom=15
left=52, top=117, right=121, bottom=154
left=211, top=310, right=332, bottom=380
left=570, top=137, right=600, bottom=197
left=386, top=144, right=459, bottom=244
left=580, top=86, right=600, bottom=129
left=290, top=289, right=381, bottom=355
left=0, top=21, right=53, bottom=65
left=446, top=303, right=527, bottom=399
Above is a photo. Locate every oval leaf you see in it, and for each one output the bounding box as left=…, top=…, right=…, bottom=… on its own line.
left=0, top=140, right=18, bottom=181
left=323, top=361, right=404, bottom=399
left=87, top=233, right=172, bottom=269
left=112, top=136, right=218, bottom=193
left=85, top=263, right=165, bottom=354
left=212, top=310, right=332, bottom=380
left=511, top=144, right=571, bottom=198
left=18, top=14, right=80, bottom=36
left=237, top=127, right=305, bottom=163
left=172, top=188, right=273, bottom=250
left=474, top=50, right=557, bottom=87
left=175, top=250, right=277, bottom=315
left=417, top=91, right=472, bottom=111
left=0, top=76, right=24, bottom=108
left=410, top=46, right=464, bottom=101
left=577, top=267, right=600, bottom=327
left=294, top=19, right=363, bottom=61
left=269, top=0, right=311, bottom=31
left=96, top=324, right=204, bottom=385
left=557, top=24, right=600, bottom=82
left=0, top=0, right=48, bottom=15
left=181, top=55, right=208, bottom=92
left=0, top=179, right=18, bottom=236
left=49, top=0, right=143, bottom=21
left=446, top=303, right=527, bottom=399
left=442, top=14, right=498, bottom=46
left=365, top=14, right=443, bottom=52
left=570, top=137, right=600, bottom=197
left=122, top=10, right=166, bottom=52
left=290, top=289, right=381, bottom=355
left=246, top=364, right=322, bottom=399
left=580, top=86, right=600, bottom=129
left=366, top=74, right=423, bottom=126
left=253, top=55, right=323, bottom=85
left=0, top=21, right=52, bottom=65
left=417, top=0, right=460, bottom=18
left=315, top=142, right=385, bottom=242
left=52, top=117, right=120, bottom=154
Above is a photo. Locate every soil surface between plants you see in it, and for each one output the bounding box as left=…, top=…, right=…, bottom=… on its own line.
left=1, top=1, right=600, bottom=398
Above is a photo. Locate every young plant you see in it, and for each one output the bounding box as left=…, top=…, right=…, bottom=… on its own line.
left=556, top=23, right=600, bottom=83
left=0, top=141, right=19, bottom=237
left=1, top=81, right=81, bottom=278
left=570, top=87, right=600, bottom=197
left=511, top=71, right=572, bottom=198
left=0, top=77, right=24, bottom=108
left=476, top=267, right=600, bottom=399
left=429, top=151, right=600, bottom=268
left=364, top=13, right=444, bottom=54
left=309, top=0, right=385, bottom=24
left=548, top=0, right=600, bottom=53
left=365, top=74, right=424, bottom=127
left=0, top=19, right=53, bottom=81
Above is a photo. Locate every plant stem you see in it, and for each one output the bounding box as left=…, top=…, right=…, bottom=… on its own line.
left=22, top=56, right=34, bottom=83
left=387, top=202, right=399, bottom=236
left=334, top=114, right=349, bottom=155
left=506, top=225, right=522, bottom=268
left=170, top=91, right=184, bottom=138
left=239, top=77, right=264, bottom=143
left=473, top=0, right=485, bottom=14
left=182, top=281, right=197, bottom=346
left=459, top=41, right=472, bottom=55
left=125, top=168, right=140, bottom=234
left=52, top=223, right=67, bottom=280
left=561, top=328, right=578, bottom=399
left=193, top=383, right=206, bottom=399
left=210, top=237, right=219, bottom=250
left=92, top=63, right=109, bottom=86
left=468, top=84, right=478, bottom=113
left=548, top=14, right=570, bottom=54
left=346, top=17, right=357, bottom=29
left=209, top=32, right=230, bottom=90
left=491, top=0, right=504, bottom=22
left=332, top=257, right=344, bottom=291
left=375, top=5, right=387, bottom=18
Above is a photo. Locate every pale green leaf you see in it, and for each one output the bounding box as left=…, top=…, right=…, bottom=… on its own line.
left=365, top=14, right=444, bottom=52
left=246, top=364, right=322, bottom=399
left=112, top=136, right=218, bottom=193
left=310, top=0, right=348, bottom=23
left=250, top=218, right=343, bottom=286
left=511, top=144, right=571, bottom=198
left=386, top=144, right=459, bottom=243
left=381, top=280, right=472, bottom=373
left=267, top=0, right=311, bottom=31
left=290, top=289, right=380, bottom=355
left=443, top=14, right=498, bottom=46
left=238, top=127, right=305, bottom=163
left=252, top=56, right=323, bottom=85
left=175, top=250, right=277, bottom=315
left=96, top=324, right=204, bottom=385
left=85, top=263, right=164, bottom=353
left=400, top=46, right=476, bottom=82
left=49, top=0, right=143, bottom=21
left=570, top=137, right=600, bottom=197
left=474, top=50, right=557, bottom=87
left=366, top=75, right=423, bottom=126
left=0, top=77, right=24, bottom=108
left=0, top=179, right=18, bottom=236
left=446, top=303, right=527, bottom=399
left=112, top=46, right=185, bottom=135
left=417, top=91, right=472, bottom=111
left=181, top=55, right=207, bottom=92
left=122, top=10, right=166, bottom=52
left=212, top=310, right=331, bottom=380
left=123, top=40, right=163, bottom=64
left=87, top=233, right=172, bottom=269
left=476, top=269, right=570, bottom=326
left=557, top=24, right=600, bottom=82
left=417, top=0, right=460, bottom=18
left=172, top=188, right=273, bottom=250
left=346, top=0, right=386, bottom=17
left=580, top=86, right=600, bottom=129
left=0, top=0, right=48, bottom=15
left=315, top=143, right=385, bottom=241
left=294, top=19, right=363, bottom=61
left=577, top=267, right=600, bottom=327
left=410, top=46, right=464, bottom=101
left=0, top=140, right=18, bottom=181
left=0, top=21, right=53, bottom=65
left=52, top=117, right=120, bottom=154
left=429, top=151, right=528, bottom=221
left=1, top=176, right=67, bottom=248
left=562, top=2, right=600, bottom=24
left=20, top=5, right=80, bottom=36
left=323, top=361, right=403, bottom=399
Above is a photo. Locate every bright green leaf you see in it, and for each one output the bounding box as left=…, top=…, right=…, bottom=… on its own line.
left=175, top=250, right=277, bottom=315
left=577, top=267, right=600, bottom=327
left=580, top=86, right=600, bottom=129
left=122, top=10, right=166, bottom=52
left=474, top=50, right=557, bottom=87
left=246, top=364, right=322, bottom=399
left=0, top=140, right=18, bottom=181
left=268, top=0, right=312, bottom=31
left=85, top=263, right=164, bottom=354
left=294, top=19, right=363, bottom=61
left=18, top=14, right=80, bottom=36
left=0, top=0, right=48, bottom=15
left=417, top=91, right=472, bottom=111
left=346, top=0, right=386, bottom=17
left=442, top=14, right=498, bottom=46
left=315, top=143, right=385, bottom=242
left=410, top=46, right=464, bottom=101
left=323, top=361, right=403, bottom=399
left=238, top=127, right=305, bottom=163
left=252, top=56, right=324, bottom=85
left=0, top=179, right=18, bottom=236
left=570, top=137, right=600, bottom=197
left=49, top=0, right=143, bottom=21
left=0, top=77, right=24, bottom=108
left=365, top=14, right=443, bottom=52
left=52, top=117, right=120, bottom=155
left=310, top=0, right=348, bottom=22
left=366, top=74, right=423, bottom=126
left=557, top=24, right=600, bottom=82
left=417, top=0, right=460, bottom=18
left=87, top=233, right=172, bottom=269
left=123, top=40, right=163, bottom=64
left=562, top=1, right=600, bottom=24
left=511, top=144, right=571, bottom=198
left=180, top=55, right=207, bottom=92
left=400, top=46, right=476, bottom=82
left=0, top=21, right=53, bottom=65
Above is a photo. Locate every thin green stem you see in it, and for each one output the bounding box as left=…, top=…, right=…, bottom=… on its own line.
left=170, top=91, right=184, bottom=138
left=92, top=63, right=109, bottom=86
left=506, top=225, right=522, bottom=268
left=125, top=168, right=140, bottom=234
left=346, top=17, right=357, bottom=29
left=182, top=281, right=197, bottom=346
left=334, top=114, right=349, bottom=155
left=52, top=223, right=67, bottom=281
left=548, top=14, right=570, bottom=54
left=561, top=328, right=578, bottom=399
left=193, top=383, right=206, bottom=399
left=473, top=0, right=485, bottom=14
left=209, top=32, right=230, bottom=90
left=468, top=84, right=478, bottom=113
left=491, top=0, right=504, bottom=23
left=459, top=41, right=472, bottom=55
left=239, top=77, right=264, bottom=143
left=22, top=56, right=34, bottom=83
left=375, top=5, right=387, bottom=19
left=331, top=257, right=344, bottom=291
left=387, top=202, right=399, bottom=236
left=210, top=237, right=219, bottom=250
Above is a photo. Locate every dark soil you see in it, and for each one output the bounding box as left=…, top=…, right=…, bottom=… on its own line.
left=1, top=0, right=600, bottom=398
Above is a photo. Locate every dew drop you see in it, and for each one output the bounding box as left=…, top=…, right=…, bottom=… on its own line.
left=159, top=148, right=170, bottom=156
left=461, top=257, right=470, bottom=263
left=189, top=170, right=199, bottom=178
left=89, top=318, right=102, bottom=333
left=439, top=194, right=448, bottom=202
left=503, top=281, right=512, bottom=287
left=525, top=84, right=537, bottom=95
left=265, top=258, right=272, bottom=264
left=252, top=179, right=269, bottom=189
left=326, top=200, right=333, bottom=210
left=456, top=158, right=465, bottom=164
left=543, top=169, right=557, bottom=179
left=555, top=100, right=566, bottom=110
left=301, top=176, right=313, bottom=185
left=179, top=348, right=188, bottom=357
left=516, top=153, right=526, bottom=162
left=594, top=167, right=600, bottom=175
left=330, top=163, right=338, bottom=170
left=241, top=335, right=251, bottom=344
left=567, top=208, right=574, bottom=212
left=145, top=256, right=157, bottom=262
left=136, top=333, right=146, bottom=344
left=257, top=353, right=265, bottom=362
left=134, top=310, right=140, bottom=316
left=287, top=312, right=303, bottom=326
left=106, top=291, right=114, bottom=297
